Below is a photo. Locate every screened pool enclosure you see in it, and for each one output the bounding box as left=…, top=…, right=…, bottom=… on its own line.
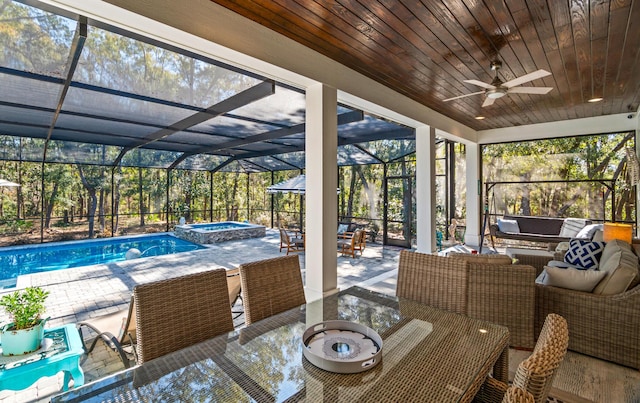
left=1, top=0, right=469, bottom=247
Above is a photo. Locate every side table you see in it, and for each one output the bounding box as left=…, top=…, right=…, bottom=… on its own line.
left=0, top=324, right=84, bottom=391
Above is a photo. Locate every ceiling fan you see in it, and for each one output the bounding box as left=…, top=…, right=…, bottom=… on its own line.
left=444, top=61, right=553, bottom=107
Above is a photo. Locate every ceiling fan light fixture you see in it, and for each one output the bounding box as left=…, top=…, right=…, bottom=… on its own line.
left=486, top=88, right=507, bottom=99
left=588, top=97, right=604, bottom=103
left=475, top=116, right=485, bottom=120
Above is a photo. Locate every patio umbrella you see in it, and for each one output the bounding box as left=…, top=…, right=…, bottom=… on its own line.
left=267, top=174, right=307, bottom=194
left=267, top=174, right=339, bottom=230
left=266, top=174, right=340, bottom=194
left=0, top=179, right=20, bottom=187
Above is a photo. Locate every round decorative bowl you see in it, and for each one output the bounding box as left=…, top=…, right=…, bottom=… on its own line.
left=302, top=320, right=383, bottom=374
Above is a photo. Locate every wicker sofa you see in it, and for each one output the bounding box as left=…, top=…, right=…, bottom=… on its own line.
left=396, top=250, right=536, bottom=349
left=515, top=242, right=640, bottom=369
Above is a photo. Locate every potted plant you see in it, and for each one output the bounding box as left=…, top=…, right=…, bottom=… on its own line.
left=0, top=286, right=49, bottom=356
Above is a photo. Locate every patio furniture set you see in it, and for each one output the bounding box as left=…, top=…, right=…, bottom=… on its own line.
left=278, top=222, right=368, bottom=258
left=417, top=232, right=640, bottom=371
left=51, top=251, right=571, bottom=402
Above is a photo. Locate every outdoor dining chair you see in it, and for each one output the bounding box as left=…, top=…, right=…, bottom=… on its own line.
left=76, top=296, right=137, bottom=368
left=239, top=254, right=306, bottom=326
left=133, top=268, right=234, bottom=364
left=279, top=225, right=305, bottom=255
left=502, top=386, right=534, bottom=403
left=474, top=313, right=569, bottom=403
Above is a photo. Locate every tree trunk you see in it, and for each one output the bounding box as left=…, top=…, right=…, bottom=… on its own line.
left=44, top=182, right=58, bottom=229
left=98, top=188, right=105, bottom=232
left=77, top=165, right=98, bottom=238
left=16, top=162, right=22, bottom=219
left=139, top=167, right=145, bottom=226
left=347, top=166, right=357, bottom=219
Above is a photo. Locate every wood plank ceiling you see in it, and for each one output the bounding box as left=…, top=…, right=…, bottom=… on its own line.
left=210, top=0, right=640, bottom=131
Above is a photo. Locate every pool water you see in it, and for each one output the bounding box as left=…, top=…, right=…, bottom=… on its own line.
left=0, top=234, right=205, bottom=288
left=189, top=222, right=251, bottom=231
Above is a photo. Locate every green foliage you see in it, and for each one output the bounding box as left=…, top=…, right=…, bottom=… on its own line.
left=0, top=287, right=49, bottom=330
left=483, top=132, right=635, bottom=220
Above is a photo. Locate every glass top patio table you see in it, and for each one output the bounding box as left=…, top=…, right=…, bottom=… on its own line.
left=52, top=286, right=509, bottom=403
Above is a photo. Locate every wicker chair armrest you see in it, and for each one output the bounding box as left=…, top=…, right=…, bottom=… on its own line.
left=474, top=376, right=508, bottom=403
left=510, top=254, right=551, bottom=277
left=535, top=283, right=640, bottom=369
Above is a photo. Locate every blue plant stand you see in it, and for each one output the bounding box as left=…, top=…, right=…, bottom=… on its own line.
left=0, top=324, right=84, bottom=391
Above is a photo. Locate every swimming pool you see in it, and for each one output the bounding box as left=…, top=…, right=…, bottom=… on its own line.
left=0, top=233, right=205, bottom=289
left=174, top=221, right=266, bottom=244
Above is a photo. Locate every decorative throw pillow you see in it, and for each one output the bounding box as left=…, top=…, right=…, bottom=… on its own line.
left=559, top=218, right=589, bottom=238
left=564, top=239, right=605, bottom=269
left=575, top=223, right=604, bottom=239
left=337, top=224, right=349, bottom=234
left=540, top=266, right=607, bottom=292
left=497, top=218, right=520, bottom=234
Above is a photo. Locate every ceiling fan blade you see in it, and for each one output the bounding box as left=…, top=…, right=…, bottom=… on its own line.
left=507, top=86, right=553, bottom=94
left=443, top=91, right=484, bottom=102
left=463, top=79, right=495, bottom=90
left=482, top=97, right=496, bottom=107
left=502, top=69, right=551, bottom=88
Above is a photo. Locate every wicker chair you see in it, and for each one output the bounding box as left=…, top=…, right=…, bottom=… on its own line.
left=396, top=250, right=536, bottom=348
left=76, top=296, right=137, bottom=368
left=513, top=248, right=640, bottom=369
left=133, top=269, right=234, bottom=364
left=475, top=313, right=569, bottom=403
left=502, top=386, right=534, bottom=403
left=239, top=254, right=306, bottom=326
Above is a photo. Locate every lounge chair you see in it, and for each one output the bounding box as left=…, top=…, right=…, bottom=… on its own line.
left=226, top=267, right=244, bottom=320
left=76, top=296, right=137, bottom=368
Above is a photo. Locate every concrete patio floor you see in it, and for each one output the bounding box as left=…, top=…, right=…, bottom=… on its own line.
left=1, top=230, right=639, bottom=402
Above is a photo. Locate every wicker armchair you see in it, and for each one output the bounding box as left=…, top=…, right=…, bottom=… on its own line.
left=511, top=246, right=640, bottom=368
left=239, top=254, right=306, bottom=326
left=536, top=282, right=640, bottom=369
left=133, top=269, right=234, bottom=364
left=397, top=250, right=536, bottom=348
left=475, top=313, right=569, bottom=403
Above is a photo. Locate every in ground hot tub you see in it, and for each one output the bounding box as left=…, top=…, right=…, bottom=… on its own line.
left=174, top=221, right=266, bottom=244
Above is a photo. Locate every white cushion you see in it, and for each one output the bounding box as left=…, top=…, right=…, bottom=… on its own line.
left=559, top=218, right=589, bottom=238
left=540, top=266, right=607, bottom=292
left=337, top=224, right=349, bottom=234
left=497, top=218, right=520, bottom=234
left=575, top=223, right=604, bottom=239
left=593, top=247, right=640, bottom=295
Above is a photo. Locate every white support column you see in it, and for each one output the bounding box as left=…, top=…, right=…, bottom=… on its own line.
left=305, top=83, right=338, bottom=301
left=416, top=125, right=436, bottom=253
left=464, top=142, right=482, bottom=247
